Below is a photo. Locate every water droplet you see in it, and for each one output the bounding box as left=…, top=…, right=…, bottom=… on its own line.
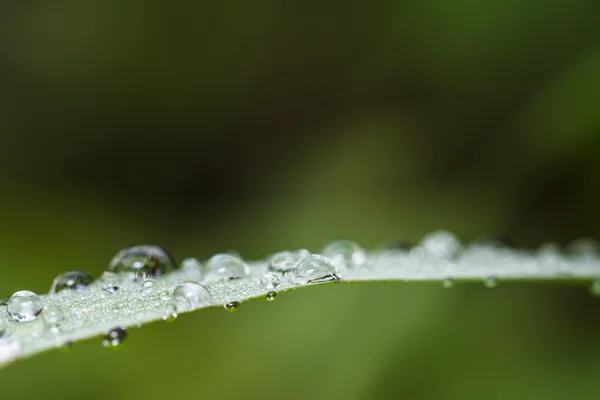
left=109, top=244, right=175, bottom=281
left=102, top=327, right=127, bottom=349
left=269, top=251, right=307, bottom=272
left=162, top=304, right=178, bottom=322
left=49, top=270, right=94, bottom=294
left=567, top=238, right=599, bottom=262
left=442, top=278, right=454, bottom=288
left=590, top=280, right=600, bottom=297
left=224, top=301, right=239, bottom=312
left=260, top=272, right=280, bottom=290
left=484, top=276, right=497, bottom=288
left=172, top=282, right=212, bottom=311
left=99, top=272, right=121, bottom=293
left=266, top=291, right=277, bottom=302
left=322, top=239, right=367, bottom=268
left=293, top=255, right=340, bottom=285
left=180, top=257, right=203, bottom=277
left=43, top=305, right=65, bottom=330
left=205, top=253, right=249, bottom=281
left=420, top=231, right=462, bottom=258
left=141, top=279, right=158, bottom=292
left=7, top=290, right=43, bottom=322
left=59, top=341, right=73, bottom=353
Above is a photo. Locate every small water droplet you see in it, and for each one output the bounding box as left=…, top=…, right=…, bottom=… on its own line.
left=49, top=270, right=94, bottom=294
left=172, top=282, right=212, bottom=311
left=109, top=245, right=175, bottom=281
left=205, top=253, right=249, bottom=281
left=266, top=291, right=277, bottom=302
left=43, top=305, right=65, bottom=330
left=484, top=276, right=497, bottom=288
left=7, top=290, right=43, bottom=322
left=442, top=278, right=454, bottom=288
left=293, top=255, right=340, bottom=285
left=141, top=279, right=158, bottom=292
left=161, top=303, right=178, bottom=322
left=102, top=327, right=127, bottom=348
left=322, top=239, right=367, bottom=268
left=180, top=257, right=203, bottom=277
left=224, top=301, right=239, bottom=312
left=260, top=272, right=280, bottom=290
left=269, top=251, right=306, bottom=272
left=420, top=231, right=462, bottom=258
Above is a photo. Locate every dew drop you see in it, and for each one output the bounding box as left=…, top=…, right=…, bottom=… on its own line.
left=442, top=278, right=454, bottom=288
left=269, top=251, right=306, bottom=272
left=322, top=239, right=367, bottom=268
left=172, top=282, right=212, bottom=311
left=141, top=279, right=158, bottom=292
left=484, top=276, right=497, bottom=288
left=49, top=270, right=94, bottom=294
left=266, top=291, right=277, bottom=302
left=180, top=257, right=203, bottom=277
left=293, top=255, right=340, bottom=285
left=109, top=244, right=175, bottom=281
left=420, top=231, right=462, bottom=258
left=224, top=301, right=239, bottom=312
left=102, top=327, right=127, bottom=349
left=99, top=272, right=121, bottom=294
left=162, top=304, right=178, bottom=322
left=7, top=290, right=43, bottom=322
left=205, top=253, right=249, bottom=281
left=43, top=305, right=65, bottom=330
left=260, top=272, right=280, bottom=290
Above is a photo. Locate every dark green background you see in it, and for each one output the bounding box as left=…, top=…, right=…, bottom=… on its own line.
left=1, top=2, right=600, bottom=399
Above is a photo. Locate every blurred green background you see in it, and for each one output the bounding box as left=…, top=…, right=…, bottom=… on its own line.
left=1, top=1, right=600, bottom=399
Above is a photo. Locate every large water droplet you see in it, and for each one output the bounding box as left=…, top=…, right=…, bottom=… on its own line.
left=224, top=301, right=239, bottom=312
left=269, top=251, right=307, bottom=272
left=260, top=272, right=280, bottom=290
left=180, top=257, right=203, bottom=278
left=322, top=240, right=367, bottom=268
left=109, top=245, right=175, bottom=281
left=293, top=255, right=339, bottom=285
left=205, top=253, right=249, bottom=281
left=43, top=305, right=65, bottom=330
left=420, top=231, right=462, bottom=258
left=102, top=327, right=127, bottom=348
left=50, top=270, right=94, bottom=294
left=7, top=290, right=43, bottom=322
left=172, top=282, right=212, bottom=311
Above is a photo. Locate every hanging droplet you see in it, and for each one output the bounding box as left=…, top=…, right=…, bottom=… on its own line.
left=260, top=272, right=280, bottom=290
left=322, top=239, right=367, bottom=268
left=269, top=251, right=307, bottom=272
left=172, top=282, right=212, bottom=311
left=102, top=327, right=127, bottom=349
left=205, top=253, right=249, bottom=281
left=50, top=270, right=94, bottom=294
left=266, top=291, right=277, bottom=302
left=293, top=255, right=339, bottom=285
left=224, top=301, right=240, bottom=312
left=7, top=290, right=43, bottom=322
left=420, top=231, right=462, bottom=259
left=109, top=244, right=175, bottom=281
left=161, top=304, right=178, bottom=322
left=141, top=279, right=158, bottom=292
left=590, top=280, right=600, bottom=297
left=43, top=305, right=65, bottom=330
left=483, top=276, right=497, bottom=288
left=442, top=278, right=454, bottom=288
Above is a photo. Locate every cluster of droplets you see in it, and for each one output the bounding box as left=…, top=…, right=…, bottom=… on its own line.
left=3, top=233, right=600, bottom=364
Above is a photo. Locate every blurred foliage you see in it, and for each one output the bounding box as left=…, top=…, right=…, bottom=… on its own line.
left=0, top=1, right=600, bottom=399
